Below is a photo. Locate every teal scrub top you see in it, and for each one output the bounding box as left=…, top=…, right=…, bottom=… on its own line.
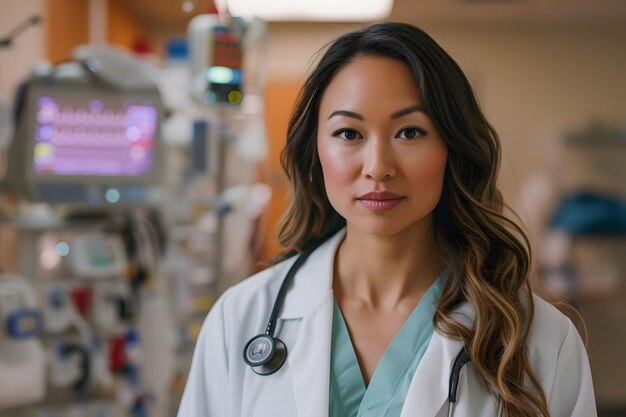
left=329, top=271, right=447, bottom=417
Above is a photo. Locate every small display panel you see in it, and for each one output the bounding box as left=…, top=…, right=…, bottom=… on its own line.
left=33, top=96, right=157, bottom=176
left=203, top=27, right=243, bottom=105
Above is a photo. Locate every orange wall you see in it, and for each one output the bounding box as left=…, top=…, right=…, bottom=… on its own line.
left=45, top=0, right=89, bottom=63
left=257, top=81, right=301, bottom=263
left=107, top=0, right=145, bottom=51
left=45, top=0, right=146, bottom=62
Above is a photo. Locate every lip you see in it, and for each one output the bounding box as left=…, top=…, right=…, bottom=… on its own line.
left=357, top=191, right=405, bottom=212
left=357, top=191, right=404, bottom=200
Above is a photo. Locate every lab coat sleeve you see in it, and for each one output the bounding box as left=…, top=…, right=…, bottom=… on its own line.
left=548, top=320, right=597, bottom=417
left=177, top=292, right=231, bottom=417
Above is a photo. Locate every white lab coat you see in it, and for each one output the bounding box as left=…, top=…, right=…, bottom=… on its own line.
left=177, top=228, right=597, bottom=417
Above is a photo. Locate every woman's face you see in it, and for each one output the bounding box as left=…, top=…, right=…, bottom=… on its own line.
left=316, top=56, right=448, bottom=237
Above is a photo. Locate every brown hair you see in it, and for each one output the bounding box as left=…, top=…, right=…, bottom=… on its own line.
left=273, top=22, right=549, bottom=417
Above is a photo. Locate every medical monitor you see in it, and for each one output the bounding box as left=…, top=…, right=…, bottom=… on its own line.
left=6, top=76, right=165, bottom=207
left=33, top=96, right=156, bottom=177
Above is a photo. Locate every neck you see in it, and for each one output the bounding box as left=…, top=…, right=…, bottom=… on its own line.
left=333, top=222, right=443, bottom=311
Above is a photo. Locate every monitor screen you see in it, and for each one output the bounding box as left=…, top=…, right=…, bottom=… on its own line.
left=33, top=95, right=157, bottom=177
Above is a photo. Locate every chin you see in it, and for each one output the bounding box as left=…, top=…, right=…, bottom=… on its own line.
left=347, top=217, right=414, bottom=238
left=342, top=207, right=436, bottom=238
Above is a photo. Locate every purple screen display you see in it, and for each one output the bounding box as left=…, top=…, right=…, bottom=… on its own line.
left=33, top=96, right=157, bottom=176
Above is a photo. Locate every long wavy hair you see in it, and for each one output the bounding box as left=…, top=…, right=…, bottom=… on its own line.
left=272, top=22, right=549, bottom=417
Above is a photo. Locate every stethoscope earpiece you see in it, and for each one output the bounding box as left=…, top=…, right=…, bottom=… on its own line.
left=243, top=334, right=287, bottom=375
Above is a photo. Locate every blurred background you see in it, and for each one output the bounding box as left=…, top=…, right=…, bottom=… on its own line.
left=0, top=0, right=625, bottom=416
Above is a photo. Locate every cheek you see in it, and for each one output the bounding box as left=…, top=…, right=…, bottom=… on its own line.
left=318, top=143, right=354, bottom=190
left=406, top=149, right=448, bottom=190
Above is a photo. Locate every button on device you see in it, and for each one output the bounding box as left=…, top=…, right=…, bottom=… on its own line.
left=6, top=308, right=44, bottom=339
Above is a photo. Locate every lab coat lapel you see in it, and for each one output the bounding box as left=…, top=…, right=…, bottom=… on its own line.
left=280, top=228, right=346, bottom=417
left=287, top=291, right=334, bottom=417
left=400, top=305, right=475, bottom=417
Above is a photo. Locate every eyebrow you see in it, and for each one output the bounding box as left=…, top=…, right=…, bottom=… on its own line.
left=327, top=110, right=363, bottom=121
left=327, top=105, right=427, bottom=121
left=391, top=105, right=427, bottom=119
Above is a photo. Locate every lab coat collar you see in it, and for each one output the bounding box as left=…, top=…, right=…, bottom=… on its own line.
left=278, top=227, right=346, bottom=320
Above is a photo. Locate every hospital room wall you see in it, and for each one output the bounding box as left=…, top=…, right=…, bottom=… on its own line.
left=0, top=0, right=44, bottom=103
left=45, top=0, right=88, bottom=63
left=106, top=0, right=146, bottom=51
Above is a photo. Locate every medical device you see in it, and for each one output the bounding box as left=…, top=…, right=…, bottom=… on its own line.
left=242, top=237, right=504, bottom=417
left=0, top=95, right=12, bottom=150
left=70, top=233, right=128, bottom=278
left=4, top=50, right=165, bottom=207
left=188, top=13, right=244, bottom=106
left=49, top=340, right=91, bottom=390
left=0, top=276, right=46, bottom=410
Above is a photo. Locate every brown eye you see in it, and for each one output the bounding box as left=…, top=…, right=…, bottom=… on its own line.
left=397, top=127, right=426, bottom=139
left=334, top=129, right=362, bottom=141
left=343, top=130, right=357, bottom=140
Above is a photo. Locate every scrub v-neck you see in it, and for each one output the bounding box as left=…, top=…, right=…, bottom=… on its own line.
left=328, top=270, right=447, bottom=417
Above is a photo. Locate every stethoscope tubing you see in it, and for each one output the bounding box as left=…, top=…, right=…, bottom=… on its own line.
left=447, top=348, right=504, bottom=417
left=264, top=242, right=320, bottom=337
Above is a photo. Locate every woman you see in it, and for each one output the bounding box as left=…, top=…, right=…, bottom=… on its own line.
left=177, top=22, right=596, bottom=417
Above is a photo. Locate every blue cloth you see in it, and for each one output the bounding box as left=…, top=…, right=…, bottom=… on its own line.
left=329, top=271, right=447, bottom=417
left=548, top=192, right=626, bottom=236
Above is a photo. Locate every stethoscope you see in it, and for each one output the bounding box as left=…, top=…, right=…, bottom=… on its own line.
left=242, top=238, right=504, bottom=417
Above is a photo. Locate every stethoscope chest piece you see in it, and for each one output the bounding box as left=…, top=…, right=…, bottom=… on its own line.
left=243, top=334, right=287, bottom=376
left=242, top=240, right=324, bottom=376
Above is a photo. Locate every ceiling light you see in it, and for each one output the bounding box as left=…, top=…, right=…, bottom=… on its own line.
left=221, top=0, right=393, bottom=21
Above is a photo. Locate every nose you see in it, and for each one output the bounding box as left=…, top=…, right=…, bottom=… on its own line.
left=361, top=136, right=397, bottom=181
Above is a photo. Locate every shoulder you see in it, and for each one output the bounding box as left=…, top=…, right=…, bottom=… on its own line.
left=526, top=293, right=591, bottom=394
left=445, top=292, right=584, bottom=370
left=528, top=295, right=597, bottom=415
left=527, top=293, right=579, bottom=355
